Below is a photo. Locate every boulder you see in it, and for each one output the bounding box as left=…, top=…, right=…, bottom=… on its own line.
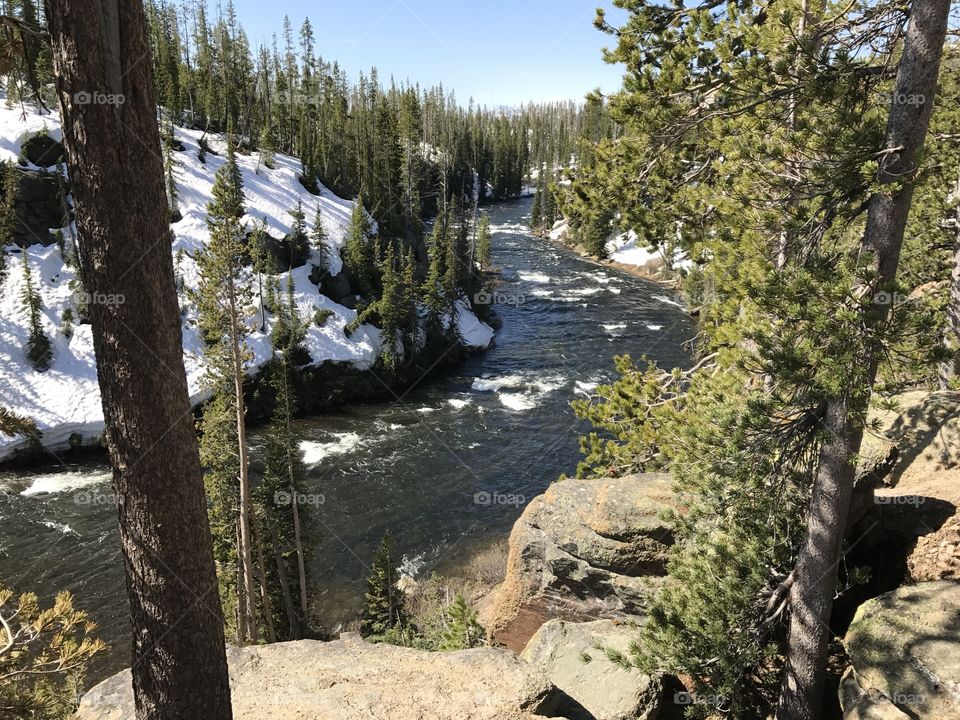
left=9, top=169, right=63, bottom=246
left=840, top=667, right=911, bottom=719
left=480, top=474, right=674, bottom=652
left=521, top=618, right=667, bottom=720
left=850, top=391, right=960, bottom=584
left=20, top=133, right=64, bottom=167
left=74, top=634, right=566, bottom=720
left=842, top=581, right=960, bottom=719
left=316, top=268, right=352, bottom=301
left=255, top=232, right=309, bottom=272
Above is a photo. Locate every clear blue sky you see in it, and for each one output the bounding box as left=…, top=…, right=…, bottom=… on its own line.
left=229, top=0, right=629, bottom=107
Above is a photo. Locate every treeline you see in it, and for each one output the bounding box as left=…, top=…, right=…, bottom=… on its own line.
left=142, top=0, right=588, bottom=237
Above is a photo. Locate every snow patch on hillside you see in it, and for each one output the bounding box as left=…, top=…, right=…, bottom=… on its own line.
left=0, top=104, right=492, bottom=462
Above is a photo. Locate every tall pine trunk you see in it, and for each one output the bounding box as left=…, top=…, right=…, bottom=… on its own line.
left=45, top=1, right=232, bottom=718
left=253, top=518, right=277, bottom=642
left=280, top=353, right=310, bottom=617
left=228, top=278, right=258, bottom=641
left=777, top=1, right=951, bottom=717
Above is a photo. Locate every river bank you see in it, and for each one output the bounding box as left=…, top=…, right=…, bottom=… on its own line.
left=538, top=218, right=687, bottom=292
left=0, top=195, right=695, bottom=684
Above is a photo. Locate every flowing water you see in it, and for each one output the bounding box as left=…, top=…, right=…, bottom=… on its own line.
left=0, top=196, right=694, bottom=682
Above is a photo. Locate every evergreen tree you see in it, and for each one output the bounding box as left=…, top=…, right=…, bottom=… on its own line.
left=218, top=128, right=245, bottom=218
left=359, top=531, right=408, bottom=639
left=343, top=194, right=373, bottom=292
left=475, top=214, right=492, bottom=269
left=0, top=583, right=105, bottom=720
left=530, top=178, right=542, bottom=232
left=195, top=154, right=258, bottom=643
left=310, top=203, right=328, bottom=271
left=248, top=218, right=273, bottom=331
left=162, top=121, right=181, bottom=223
left=287, top=198, right=308, bottom=263
left=20, top=250, right=51, bottom=371
left=259, top=275, right=310, bottom=639
left=375, top=240, right=406, bottom=368
left=0, top=161, right=19, bottom=283
left=258, top=124, right=275, bottom=171
left=541, top=180, right=556, bottom=230
left=438, top=595, right=485, bottom=650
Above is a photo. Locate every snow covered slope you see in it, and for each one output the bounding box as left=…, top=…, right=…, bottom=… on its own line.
left=0, top=105, right=493, bottom=462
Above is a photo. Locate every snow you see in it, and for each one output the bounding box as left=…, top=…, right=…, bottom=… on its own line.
left=605, top=230, right=693, bottom=272
left=0, top=104, right=493, bottom=462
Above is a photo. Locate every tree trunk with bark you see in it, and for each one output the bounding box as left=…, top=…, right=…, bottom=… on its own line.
left=45, top=1, right=233, bottom=718
left=939, top=164, right=960, bottom=387
left=777, top=1, right=951, bottom=717
left=228, top=278, right=257, bottom=641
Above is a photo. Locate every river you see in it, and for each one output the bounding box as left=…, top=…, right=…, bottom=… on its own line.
left=0, top=195, right=694, bottom=682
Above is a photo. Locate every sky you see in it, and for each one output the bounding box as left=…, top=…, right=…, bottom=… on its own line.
left=229, top=0, right=629, bottom=107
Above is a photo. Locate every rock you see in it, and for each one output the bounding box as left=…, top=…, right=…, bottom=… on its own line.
left=481, top=474, right=674, bottom=652
left=843, top=581, right=960, bottom=719
left=317, top=269, right=352, bottom=301
left=339, top=293, right=363, bottom=310
left=6, top=168, right=63, bottom=246
left=908, top=513, right=960, bottom=581
left=74, top=634, right=565, bottom=720
left=840, top=667, right=911, bottom=719
left=521, top=618, right=667, bottom=720
left=253, top=232, right=309, bottom=272
left=20, top=133, right=64, bottom=167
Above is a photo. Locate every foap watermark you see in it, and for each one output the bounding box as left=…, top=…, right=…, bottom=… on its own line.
left=888, top=692, right=924, bottom=707
left=875, top=494, right=926, bottom=507
left=73, top=290, right=126, bottom=308
left=871, top=291, right=916, bottom=306
left=473, top=290, right=526, bottom=307
left=73, top=91, right=126, bottom=106
left=74, top=490, right=117, bottom=507
left=891, top=92, right=926, bottom=107
left=275, top=90, right=321, bottom=107
left=674, top=692, right=728, bottom=708
left=274, top=490, right=325, bottom=507
left=473, top=490, right=525, bottom=507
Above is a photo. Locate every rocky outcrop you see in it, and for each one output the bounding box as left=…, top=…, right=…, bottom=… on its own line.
left=74, top=634, right=566, bottom=720
left=480, top=474, right=674, bottom=652
left=841, top=581, right=960, bottom=720
left=20, top=133, right=64, bottom=167
left=850, top=391, right=960, bottom=584
left=522, top=619, right=673, bottom=720
left=7, top=168, right=63, bottom=246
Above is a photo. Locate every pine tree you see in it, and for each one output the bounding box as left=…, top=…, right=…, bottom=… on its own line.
left=343, top=194, right=373, bottom=292
left=218, top=128, right=245, bottom=218
left=287, top=198, right=308, bottom=264
left=359, top=531, right=408, bottom=639
left=0, top=161, right=18, bottom=283
left=258, top=124, right=275, bottom=171
left=259, top=275, right=310, bottom=639
left=0, top=583, right=106, bottom=719
left=475, top=214, right=492, bottom=269
left=439, top=594, right=485, bottom=650
left=162, top=121, right=181, bottom=223
left=195, top=155, right=258, bottom=643
left=20, top=250, right=51, bottom=371
left=376, top=240, right=406, bottom=368
left=310, top=203, right=328, bottom=272
left=530, top=178, right=543, bottom=232
left=248, top=218, right=273, bottom=332
left=541, top=180, right=556, bottom=230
